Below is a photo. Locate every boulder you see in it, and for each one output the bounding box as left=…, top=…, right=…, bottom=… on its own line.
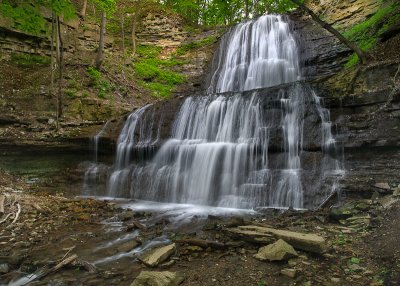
left=254, top=239, right=298, bottom=262
left=0, top=263, right=9, bottom=274
left=227, top=225, right=326, bottom=254
left=130, top=271, right=185, bottom=286
left=138, top=244, right=176, bottom=267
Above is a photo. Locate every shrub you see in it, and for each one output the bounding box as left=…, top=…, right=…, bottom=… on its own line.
left=11, top=53, right=50, bottom=66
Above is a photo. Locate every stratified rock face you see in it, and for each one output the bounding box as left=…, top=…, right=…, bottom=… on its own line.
left=254, top=239, right=298, bottom=262
left=314, top=63, right=400, bottom=194
left=306, top=0, right=381, bottom=30
left=0, top=17, right=113, bottom=63
left=137, top=13, right=188, bottom=47
left=290, top=12, right=351, bottom=79
left=130, top=271, right=185, bottom=286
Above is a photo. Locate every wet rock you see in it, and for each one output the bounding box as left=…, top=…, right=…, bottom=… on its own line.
left=138, top=244, right=176, bottom=267
left=280, top=268, right=297, bottom=278
left=117, top=240, right=140, bottom=252
left=225, top=217, right=245, bottom=227
left=130, top=271, right=185, bottom=286
left=0, top=263, right=9, bottom=274
left=0, top=253, right=23, bottom=266
left=329, top=204, right=356, bottom=221
left=120, top=210, right=135, bottom=221
left=373, top=182, right=392, bottom=191
left=254, top=239, right=298, bottom=262
left=379, top=196, right=399, bottom=209
left=227, top=225, right=326, bottom=253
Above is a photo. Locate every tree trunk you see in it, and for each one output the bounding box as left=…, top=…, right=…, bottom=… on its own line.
left=80, top=0, right=87, bottom=17
left=131, top=12, right=137, bottom=55
left=50, top=12, right=56, bottom=129
left=245, top=0, right=249, bottom=19
left=50, top=12, right=55, bottom=93
left=56, top=16, right=64, bottom=123
left=290, top=0, right=367, bottom=64
left=121, top=14, right=125, bottom=56
left=95, top=11, right=106, bottom=70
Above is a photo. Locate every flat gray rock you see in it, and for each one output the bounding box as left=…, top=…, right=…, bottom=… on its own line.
left=138, top=243, right=176, bottom=267
left=130, top=271, right=185, bottom=286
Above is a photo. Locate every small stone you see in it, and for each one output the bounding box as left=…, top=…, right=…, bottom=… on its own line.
left=186, top=246, right=203, bottom=252
left=130, top=271, right=185, bottom=286
left=254, top=239, right=298, bottom=262
left=350, top=275, right=362, bottom=279
left=373, top=182, right=391, bottom=190
left=349, top=264, right=364, bottom=273
left=287, top=258, right=299, bottom=266
left=280, top=268, right=297, bottom=278
left=331, top=277, right=341, bottom=283
left=0, top=263, right=9, bottom=274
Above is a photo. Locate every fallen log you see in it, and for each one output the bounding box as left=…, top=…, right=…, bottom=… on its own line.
left=226, top=225, right=326, bottom=254
left=35, top=254, right=78, bottom=281
left=0, top=213, right=12, bottom=224
left=12, top=202, right=21, bottom=224
left=175, top=239, right=226, bottom=250
left=0, top=196, right=5, bottom=214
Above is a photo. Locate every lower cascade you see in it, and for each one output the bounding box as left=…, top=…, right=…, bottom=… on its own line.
left=84, top=15, right=344, bottom=210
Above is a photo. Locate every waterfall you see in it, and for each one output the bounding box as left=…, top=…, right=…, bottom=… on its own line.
left=208, top=15, right=299, bottom=93
left=87, top=15, right=343, bottom=210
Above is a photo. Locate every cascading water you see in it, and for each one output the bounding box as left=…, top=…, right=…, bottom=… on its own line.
left=86, top=14, right=343, bottom=210
left=207, top=15, right=299, bottom=93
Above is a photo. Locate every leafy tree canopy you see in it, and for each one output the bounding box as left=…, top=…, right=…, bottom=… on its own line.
left=91, top=0, right=117, bottom=12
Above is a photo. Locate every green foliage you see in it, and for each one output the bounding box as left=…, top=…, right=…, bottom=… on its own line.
left=133, top=44, right=186, bottom=98
left=0, top=0, right=76, bottom=35
left=175, top=35, right=218, bottom=56
left=41, top=0, right=76, bottom=19
left=87, top=66, right=113, bottom=99
left=344, top=1, right=400, bottom=67
left=349, top=257, right=361, bottom=264
left=258, top=280, right=266, bottom=286
left=159, top=0, right=303, bottom=26
left=136, top=45, right=163, bottom=59
left=11, top=53, right=51, bottom=66
left=345, top=54, right=359, bottom=69
left=253, top=0, right=301, bottom=14
left=0, top=1, right=46, bottom=35
left=65, top=88, right=77, bottom=97
left=91, top=0, right=117, bottom=12
left=87, top=66, right=102, bottom=83
left=142, top=81, right=174, bottom=98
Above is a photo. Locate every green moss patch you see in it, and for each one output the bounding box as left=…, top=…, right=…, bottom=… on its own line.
left=344, top=1, right=400, bottom=68
left=175, top=35, right=218, bottom=56
left=133, top=44, right=186, bottom=99
left=11, top=53, right=50, bottom=66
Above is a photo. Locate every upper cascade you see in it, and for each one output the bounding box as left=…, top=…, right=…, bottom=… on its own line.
left=208, top=15, right=299, bottom=94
